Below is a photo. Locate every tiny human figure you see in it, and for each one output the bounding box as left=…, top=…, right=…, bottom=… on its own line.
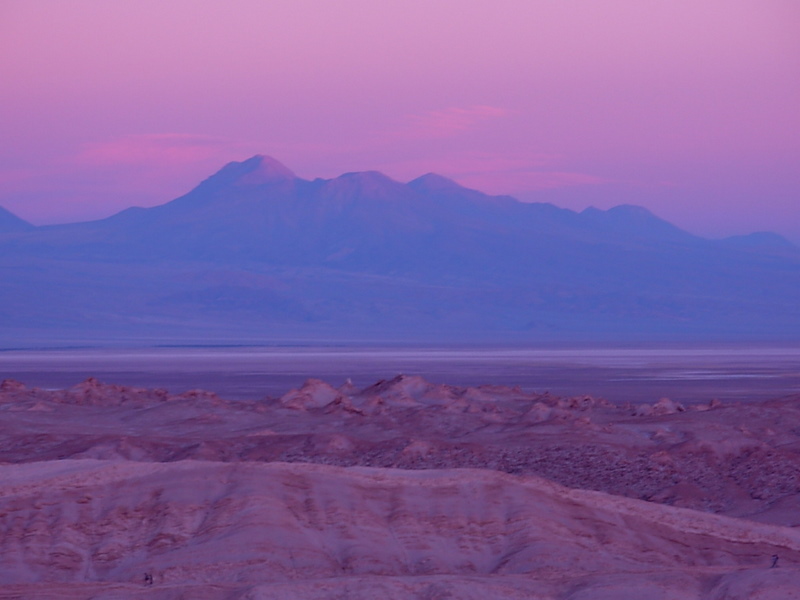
left=770, top=555, right=779, bottom=568
left=144, top=572, right=154, bottom=585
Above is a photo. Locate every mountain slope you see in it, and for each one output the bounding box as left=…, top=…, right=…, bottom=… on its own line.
left=0, top=206, right=34, bottom=233
left=6, top=156, right=707, bottom=268
left=1, top=156, right=798, bottom=345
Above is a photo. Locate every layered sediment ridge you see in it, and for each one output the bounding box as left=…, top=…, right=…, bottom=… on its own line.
left=2, top=377, right=799, bottom=598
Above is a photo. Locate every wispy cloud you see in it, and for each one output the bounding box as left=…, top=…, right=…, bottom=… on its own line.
left=393, top=105, right=509, bottom=140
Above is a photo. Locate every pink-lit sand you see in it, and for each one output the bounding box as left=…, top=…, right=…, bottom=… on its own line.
left=1, top=376, right=799, bottom=598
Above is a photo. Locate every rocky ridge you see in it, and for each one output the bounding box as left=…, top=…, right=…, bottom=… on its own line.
left=1, top=376, right=800, bottom=598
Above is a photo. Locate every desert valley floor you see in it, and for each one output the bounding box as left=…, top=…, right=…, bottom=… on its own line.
left=1, top=349, right=800, bottom=599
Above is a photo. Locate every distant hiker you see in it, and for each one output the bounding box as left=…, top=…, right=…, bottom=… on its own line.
left=770, top=554, right=779, bottom=568
left=144, top=572, right=154, bottom=585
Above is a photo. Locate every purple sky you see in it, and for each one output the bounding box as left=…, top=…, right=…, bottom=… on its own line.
left=1, top=1, right=798, bottom=241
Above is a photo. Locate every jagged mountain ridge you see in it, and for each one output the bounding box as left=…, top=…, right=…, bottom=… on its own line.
left=4, top=156, right=721, bottom=270
left=1, top=155, right=799, bottom=344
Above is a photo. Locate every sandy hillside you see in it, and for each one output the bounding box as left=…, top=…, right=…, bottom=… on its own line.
left=1, top=376, right=799, bottom=598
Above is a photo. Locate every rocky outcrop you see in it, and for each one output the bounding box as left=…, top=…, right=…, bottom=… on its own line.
left=2, top=377, right=800, bottom=598
left=1, top=460, right=799, bottom=598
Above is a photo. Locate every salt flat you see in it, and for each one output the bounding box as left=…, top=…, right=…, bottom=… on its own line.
left=2, top=345, right=799, bottom=402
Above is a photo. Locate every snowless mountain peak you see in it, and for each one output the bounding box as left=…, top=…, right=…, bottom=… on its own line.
left=582, top=204, right=656, bottom=219
left=322, top=170, right=408, bottom=199
left=2, top=154, right=800, bottom=343
left=337, top=170, right=398, bottom=185
left=408, top=172, right=466, bottom=193
left=206, top=155, right=297, bottom=188
left=606, top=204, right=658, bottom=218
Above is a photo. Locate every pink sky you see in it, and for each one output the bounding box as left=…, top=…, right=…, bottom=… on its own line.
left=1, top=0, right=798, bottom=240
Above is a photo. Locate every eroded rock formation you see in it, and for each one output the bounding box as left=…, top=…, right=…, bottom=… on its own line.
left=2, top=376, right=799, bottom=598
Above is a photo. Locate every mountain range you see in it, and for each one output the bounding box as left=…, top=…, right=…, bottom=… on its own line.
left=1, top=155, right=798, bottom=346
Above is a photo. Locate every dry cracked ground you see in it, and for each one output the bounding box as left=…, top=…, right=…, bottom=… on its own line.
left=1, top=375, right=800, bottom=599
